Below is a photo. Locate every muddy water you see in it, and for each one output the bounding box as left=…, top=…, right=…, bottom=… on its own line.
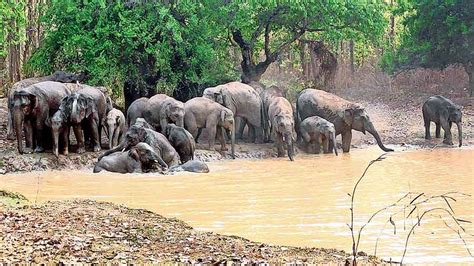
left=1, top=147, right=473, bottom=264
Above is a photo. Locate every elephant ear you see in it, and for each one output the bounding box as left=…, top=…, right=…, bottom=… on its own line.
left=222, top=94, right=230, bottom=108
left=27, top=93, right=38, bottom=110
left=84, top=96, right=96, bottom=117
left=128, top=147, right=140, bottom=161
left=342, top=108, right=355, bottom=126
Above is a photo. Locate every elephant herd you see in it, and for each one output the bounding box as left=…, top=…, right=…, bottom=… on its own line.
left=9, top=75, right=463, bottom=174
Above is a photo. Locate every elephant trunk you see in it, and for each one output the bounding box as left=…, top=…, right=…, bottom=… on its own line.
left=52, top=128, right=60, bottom=157
left=108, top=124, right=114, bottom=149
left=366, top=125, right=394, bottom=152
left=284, top=133, right=295, bottom=161
left=230, top=125, right=235, bottom=159
left=13, top=108, right=24, bottom=154
left=331, top=132, right=338, bottom=156
left=176, top=117, right=184, bottom=128
left=457, top=122, right=462, bottom=147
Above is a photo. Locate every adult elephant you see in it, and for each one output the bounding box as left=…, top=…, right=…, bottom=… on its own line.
left=60, top=87, right=107, bottom=153
left=268, top=97, right=295, bottom=161
left=126, top=97, right=149, bottom=127
left=142, top=94, right=184, bottom=132
left=261, top=85, right=286, bottom=141
left=422, top=95, right=462, bottom=147
left=98, top=124, right=180, bottom=169
left=12, top=81, right=71, bottom=154
left=184, top=97, right=235, bottom=158
left=203, top=81, right=265, bottom=143
left=7, top=71, right=82, bottom=140
left=296, top=89, right=393, bottom=153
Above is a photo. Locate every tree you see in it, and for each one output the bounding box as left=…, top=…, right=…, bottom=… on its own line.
left=26, top=0, right=236, bottom=109
left=209, top=0, right=387, bottom=83
left=383, top=0, right=474, bottom=96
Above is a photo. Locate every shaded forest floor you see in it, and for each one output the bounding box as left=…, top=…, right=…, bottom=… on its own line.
left=0, top=196, right=378, bottom=264
left=0, top=81, right=472, bottom=174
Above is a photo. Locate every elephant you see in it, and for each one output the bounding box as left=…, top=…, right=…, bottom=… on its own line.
left=260, top=85, right=286, bottom=141
left=422, top=95, right=463, bottom=147
left=98, top=124, right=180, bottom=169
left=299, top=116, right=338, bottom=155
left=202, top=81, right=265, bottom=143
left=184, top=97, right=235, bottom=158
left=169, top=160, right=210, bottom=173
left=142, top=94, right=185, bottom=132
left=93, top=142, right=160, bottom=173
left=267, top=97, right=296, bottom=161
left=45, top=108, right=70, bottom=157
left=103, top=108, right=126, bottom=149
left=7, top=71, right=83, bottom=140
left=126, top=97, right=149, bottom=127
left=248, top=81, right=265, bottom=95
left=296, top=89, right=393, bottom=153
left=164, top=123, right=195, bottom=163
left=58, top=87, right=107, bottom=153
left=12, top=81, right=71, bottom=154
left=134, top=117, right=154, bottom=129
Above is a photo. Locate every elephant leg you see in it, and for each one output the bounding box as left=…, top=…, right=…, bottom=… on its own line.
left=435, top=123, right=441, bottom=138
left=314, top=137, right=322, bottom=154
left=34, top=122, right=46, bottom=153
left=276, top=134, right=285, bottom=157
left=423, top=115, right=431, bottom=140
left=322, top=136, right=330, bottom=153
left=341, top=130, right=352, bottom=153
left=73, top=125, right=86, bottom=154
left=91, top=119, right=101, bottom=152
left=217, top=126, right=227, bottom=151
left=328, top=139, right=334, bottom=153
left=444, top=121, right=452, bottom=140
left=195, top=128, right=203, bottom=143
left=62, top=127, right=70, bottom=156
left=23, top=120, right=34, bottom=154
left=441, top=117, right=453, bottom=145
left=207, top=125, right=217, bottom=151
left=113, top=129, right=120, bottom=148
left=235, top=117, right=245, bottom=141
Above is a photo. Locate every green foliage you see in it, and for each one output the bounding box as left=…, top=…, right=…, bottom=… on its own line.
left=382, top=0, right=474, bottom=73
left=26, top=0, right=237, bottom=97
left=0, top=0, right=27, bottom=57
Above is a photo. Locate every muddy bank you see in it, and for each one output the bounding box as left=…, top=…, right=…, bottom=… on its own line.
left=0, top=198, right=378, bottom=264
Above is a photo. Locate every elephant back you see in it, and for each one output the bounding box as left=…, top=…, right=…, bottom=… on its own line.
left=298, top=89, right=356, bottom=122
left=26, top=81, right=71, bottom=111
left=220, top=82, right=263, bottom=124
left=145, top=128, right=180, bottom=166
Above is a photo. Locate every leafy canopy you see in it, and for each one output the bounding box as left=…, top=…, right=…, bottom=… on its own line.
left=26, top=0, right=236, bottom=97
left=382, top=0, right=474, bottom=73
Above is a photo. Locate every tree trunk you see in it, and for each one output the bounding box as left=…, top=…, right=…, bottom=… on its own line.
left=466, top=63, right=474, bottom=97
left=349, top=40, right=355, bottom=75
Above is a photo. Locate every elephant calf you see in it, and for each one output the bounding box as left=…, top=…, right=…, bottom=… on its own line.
left=268, top=97, right=296, bottom=161
left=422, top=95, right=462, bottom=147
left=93, top=142, right=159, bottom=173
left=164, top=124, right=195, bottom=163
left=104, top=108, right=126, bottom=149
left=169, top=160, right=210, bottom=173
left=299, top=116, right=338, bottom=155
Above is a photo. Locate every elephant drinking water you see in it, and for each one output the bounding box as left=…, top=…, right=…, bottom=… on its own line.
left=296, top=89, right=393, bottom=153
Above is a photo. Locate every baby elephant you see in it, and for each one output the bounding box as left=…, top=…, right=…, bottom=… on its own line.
left=268, top=97, right=296, bottom=161
left=422, top=95, right=462, bottom=147
left=169, top=160, right=210, bottom=173
left=164, top=124, right=195, bottom=163
left=299, top=116, right=338, bottom=155
left=103, top=108, right=126, bottom=149
left=93, top=142, right=159, bottom=173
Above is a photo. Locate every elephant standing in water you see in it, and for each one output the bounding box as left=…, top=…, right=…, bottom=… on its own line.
left=422, top=95, right=462, bottom=147
left=103, top=108, right=126, bottom=149
left=203, top=81, right=265, bottom=143
left=299, top=116, right=338, bottom=155
left=261, top=85, right=286, bottom=141
left=184, top=97, right=235, bottom=158
left=12, top=81, right=71, bottom=154
left=164, top=124, right=195, bottom=163
left=267, top=97, right=295, bottom=161
left=296, top=89, right=393, bottom=153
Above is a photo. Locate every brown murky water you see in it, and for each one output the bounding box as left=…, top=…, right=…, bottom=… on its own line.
left=1, top=147, right=473, bottom=264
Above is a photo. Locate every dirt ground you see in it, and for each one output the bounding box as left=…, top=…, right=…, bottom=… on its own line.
left=0, top=197, right=379, bottom=264
left=1, top=84, right=472, bottom=174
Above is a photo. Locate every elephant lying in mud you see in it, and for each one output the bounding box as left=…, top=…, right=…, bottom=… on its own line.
left=98, top=123, right=180, bottom=170
left=268, top=97, right=295, bottom=161
left=422, top=95, right=462, bottom=147
left=93, top=142, right=160, bottom=173
left=299, top=116, right=338, bottom=155
left=296, top=89, right=393, bottom=153
left=169, top=160, right=210, bottom=173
